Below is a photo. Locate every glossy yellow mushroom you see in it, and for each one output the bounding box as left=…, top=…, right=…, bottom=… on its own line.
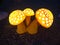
left=35, top=8, right=54, bottom=28
left=9, top=10, right=26, bottom=34
left=23, top=8, right=34, bottom=26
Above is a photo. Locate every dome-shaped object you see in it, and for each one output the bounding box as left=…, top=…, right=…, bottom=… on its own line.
left=23, top=8, right=34, bottom=16
left=35, top=8, right=54, bottom=28
left=9, top=10, right=26, bottom=25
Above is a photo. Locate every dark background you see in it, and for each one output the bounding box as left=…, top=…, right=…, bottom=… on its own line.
left=0, top=0, right=60, bottom=45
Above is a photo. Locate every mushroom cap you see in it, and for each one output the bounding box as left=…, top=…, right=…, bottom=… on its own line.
left=9, top=10, right=26, bottom=25
left=23, top=8, right=34, bottom=16
left=35, top=8, right=54, bottom=28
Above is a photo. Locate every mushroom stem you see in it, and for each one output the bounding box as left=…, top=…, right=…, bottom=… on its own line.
left=16, top=22, right=26, bottom=34
left=25, top=16, right=31, bottom=26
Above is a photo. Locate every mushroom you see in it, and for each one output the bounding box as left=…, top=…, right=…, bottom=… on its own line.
left=9, top=10, right=26, bottom=34
left=35, top=8, right=54, bottom=28
left=23, top=8, right=38, bottom=35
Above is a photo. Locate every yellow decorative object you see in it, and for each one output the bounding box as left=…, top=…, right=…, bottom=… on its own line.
left=35, top=8, right=54, bottom=28
left=9, top=10, right=26, bottom=25
left=23, top=8, right=34, bottom=16
left=27, top=19, right=38, bottom=35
